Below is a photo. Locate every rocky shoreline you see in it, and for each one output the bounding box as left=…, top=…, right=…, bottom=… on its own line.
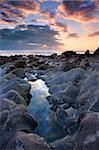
left=0, top=49, right=99, bottom=150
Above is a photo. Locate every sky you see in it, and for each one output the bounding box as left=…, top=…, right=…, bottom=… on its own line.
left=0, top=0, right=99, bottom=54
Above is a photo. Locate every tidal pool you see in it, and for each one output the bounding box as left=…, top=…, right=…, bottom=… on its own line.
left=28, top=79, right=65, bottom=142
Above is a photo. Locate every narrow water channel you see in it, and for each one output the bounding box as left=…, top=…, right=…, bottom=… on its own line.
left=28, top=79, right=65, bottom=142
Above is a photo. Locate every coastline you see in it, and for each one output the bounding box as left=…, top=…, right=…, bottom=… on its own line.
left=0, top=49, right=99, bottom=149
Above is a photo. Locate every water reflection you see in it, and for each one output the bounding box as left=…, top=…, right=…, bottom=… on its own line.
left=28, top=79, right=65, bottom=142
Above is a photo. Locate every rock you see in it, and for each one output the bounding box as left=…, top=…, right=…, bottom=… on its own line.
left=49, top=82, right=69, bottom=95
left=46, top=95, right=57, bottom=105
left=60, top=61, right=76, bottom=72
left=1, top=104, right=38, bottom=132
left=51, top=135, right=74, bottom=150
left=78, top=73, right=99, bottom=108
left=39, top=63, right=49, bottom=70
left=56, top=107, right=68, bottom=125
left=0, top=63, right=15, bottom=75
left=0, top=129, right=17, bottom=150
left=90, top=100, right=99, bottom=112
left=0, top=73, right=16, bottom=81
left=46, top=68, right=85, bottom=86
left=6, top=132, right=52, bottom=150
left=5, top=64, right=16, bottom=74
left=0, top=110, right=9, bottom=130
left=94, top=47, right=99, bottom=56
left=65, top=107, right=76, bottom=118
left=0, top=89, right=27, bottom=106
left=85, top=50, right=90, bottom=56
left=14, top=60, right=26, bottom=68
left=64, top=118, right=79, bottom=135
left=61, top=51, right=76, bottom=58
left=10, top=68, right=26, bottom=78
left=50, top=83, right=79, bottom=105
left=74, top=112, right=99, bottom=150
left=0, top=78, right=31, bottom=102
left=50, top=53, right=57, bottom=59
left=0, top=99, right=16, bottom=111
left=26, top=73, right=37, bottom=82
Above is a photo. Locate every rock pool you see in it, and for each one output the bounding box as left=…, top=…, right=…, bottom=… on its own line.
left=28, top=79, right=66, bottom=142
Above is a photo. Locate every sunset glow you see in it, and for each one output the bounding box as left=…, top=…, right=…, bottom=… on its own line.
left=0, top=0, right=99, bottom=53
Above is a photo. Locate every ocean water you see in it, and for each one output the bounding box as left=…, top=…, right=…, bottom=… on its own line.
left=0, top=50, right=62, bottom=56
left=0, top=49, right=93, bottom=56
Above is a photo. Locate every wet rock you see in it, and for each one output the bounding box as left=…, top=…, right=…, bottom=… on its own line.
left=6, top=132, right=52, bottom=150
left=0, top=89, right=27, bottom=106
left=74, top=112, right=99, bottom=150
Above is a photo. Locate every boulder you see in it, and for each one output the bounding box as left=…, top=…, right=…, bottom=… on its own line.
left=56, top=107, right=68, bottom=125
left=26, top=73, right=37, bottom=82
left=0, top=99, right=16, bottom=111
left=51, top=135, right=74, bottom=150
left=74, top=112, right=99, bottom=150
left=0, top=89, right=27, bottom=106
left=64, top=118, right=79, bottom=135
left=60, top=61, right=76, bottom=72
left=0, top=78, right=31, bottom=102
left=10, top=68, right=26, bottom=78
left=2, top=104, right=38, bottom=132
left=6, top=132, right=52, bottom=150
left=14, top=60, right=26, bottom=68
left=46, top=68, right=85, bottom=86
left=94, top=47, right=99, bottom=56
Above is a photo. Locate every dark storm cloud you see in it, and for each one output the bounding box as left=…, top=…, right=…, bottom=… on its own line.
left=88, top=30, right=99, bottom=37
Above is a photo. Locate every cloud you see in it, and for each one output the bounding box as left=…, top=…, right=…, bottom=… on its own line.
left=88, top=31, right=99, bottom=37
left=67, top=33, right=79, bottom=38
left=0, top=24, right=63, bottom=50
left=0, top=0, right=39, bottom=23
left=57, top=0, right=99, bottom=23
